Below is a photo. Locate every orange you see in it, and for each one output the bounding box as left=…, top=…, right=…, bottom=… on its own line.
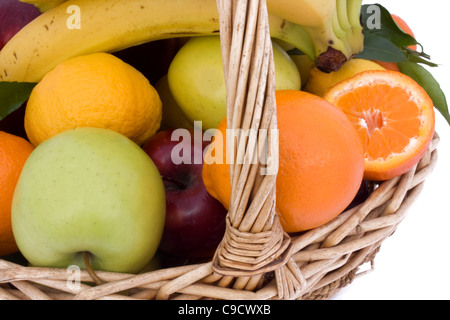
left=0, top=131, right=34, bottom=256
left=203, top=90, right=365, bottom=233
left=25, top=53, right=162, bottom=147
left=374, top=14, right=417, bottom=72
left=323, top=70, right=435, bottom=181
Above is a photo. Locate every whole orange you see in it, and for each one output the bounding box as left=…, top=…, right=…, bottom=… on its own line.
left=0, top=131, right=34, bottom=256
left=202, top=90, right=365, bottom=233
left=373, top=14, right=417, bottom=72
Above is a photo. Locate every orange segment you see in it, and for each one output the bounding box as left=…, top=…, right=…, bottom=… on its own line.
left=323, top=70, right=435, bottom=181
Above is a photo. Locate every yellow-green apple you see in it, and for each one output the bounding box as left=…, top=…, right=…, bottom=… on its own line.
left=12, top=127, right=166, bottom=274
left=0, top=0, right=41, bottom=50
left=155, top=75, right=194, bottom=130
left=142, top=128, right=227, bottom=258
left=168, top=36, right=301, bottom=131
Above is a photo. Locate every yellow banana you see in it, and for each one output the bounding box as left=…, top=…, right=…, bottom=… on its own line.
left=19, top=0, right=66, bottom=12
left=266, top=0, right=336, bottom=27
left=2, top=0, right=365, bottom=81
left=267, top=0, right=364, bottom=72
left=334, top=0, right=363, bottom=58
left=0, top=0, right=317, bottom=83
left=346, top=0, right=364, bottom=56
left=299, top=2, right=353, bottom=72
left=29, top=0, right=341, bottom=28
left=336, top=0, right=352, bottom=32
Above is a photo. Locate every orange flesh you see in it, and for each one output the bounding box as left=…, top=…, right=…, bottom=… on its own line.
left=335, top=84, right=423, bottom=161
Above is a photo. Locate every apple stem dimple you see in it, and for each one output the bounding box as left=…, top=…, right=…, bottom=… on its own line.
left=163, top=175, right=189, bottom=190
left=83, top=251, right=105, bottom=286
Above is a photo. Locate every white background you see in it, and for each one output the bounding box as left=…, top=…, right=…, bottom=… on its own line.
left=333, top=0, right=450, bottom=300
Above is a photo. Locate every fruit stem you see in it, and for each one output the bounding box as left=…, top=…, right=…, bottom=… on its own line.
left=83, top=252, right=104, bottom=286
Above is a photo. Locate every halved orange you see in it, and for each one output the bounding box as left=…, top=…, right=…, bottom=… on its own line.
left=323, top=70, right=435, bottom=181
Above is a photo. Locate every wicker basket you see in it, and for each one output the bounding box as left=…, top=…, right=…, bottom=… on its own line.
left=0, top=0, right=440, bottom=300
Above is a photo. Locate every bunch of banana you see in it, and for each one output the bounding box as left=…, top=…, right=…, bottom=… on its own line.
left=267, top=0, right=364, bottom=72
left=1, top=0, right=364, bottom=84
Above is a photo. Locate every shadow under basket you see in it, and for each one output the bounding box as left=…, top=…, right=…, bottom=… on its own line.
left=0, top=0, right=441, bottom=300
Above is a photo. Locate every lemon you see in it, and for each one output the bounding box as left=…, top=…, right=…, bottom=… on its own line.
left=304, top=59, right=386, bottom=97
left=25, top=53, right=162, bottom=146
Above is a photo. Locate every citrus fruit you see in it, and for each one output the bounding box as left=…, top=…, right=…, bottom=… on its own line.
left=323, top=70, right=435, bottom=181
left=25, top=52, right=162, bottom=147
left=0, top=131, right=34, bottom=256
left=373, top=14, right=417, bottom=72
left=304, top=58, right=386, bottom=97
left=202, top=90, right=365, bottom=233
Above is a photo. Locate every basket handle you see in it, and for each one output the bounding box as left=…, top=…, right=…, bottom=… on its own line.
left=211, top=0, right=305, bottom=299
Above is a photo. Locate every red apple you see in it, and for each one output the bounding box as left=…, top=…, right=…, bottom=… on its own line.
left=0, top=0, right=41, bottom=50
left=142, top=129, right=227, bottom=259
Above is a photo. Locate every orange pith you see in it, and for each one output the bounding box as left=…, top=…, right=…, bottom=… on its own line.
left=324, top=70, right=435, bottom=181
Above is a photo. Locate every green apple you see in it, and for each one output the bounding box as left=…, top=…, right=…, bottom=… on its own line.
left=155, top=75, right=194, bottom=130
left=11, top=127, right=166, bottom=274
left=168, top=36, right=301, bottom=131
left=290, top=54, right=315, bottom=89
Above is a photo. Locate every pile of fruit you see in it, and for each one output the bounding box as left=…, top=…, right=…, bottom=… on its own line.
left=0, top=0, right=447, bottom=281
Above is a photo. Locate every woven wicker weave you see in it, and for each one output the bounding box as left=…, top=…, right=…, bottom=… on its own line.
left=0, top=0, right=440, bottom=300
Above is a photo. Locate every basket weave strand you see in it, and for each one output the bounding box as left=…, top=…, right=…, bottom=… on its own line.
left=0, top=0, right=441, bottom=300
left=211, top=0, right=305, bottom=300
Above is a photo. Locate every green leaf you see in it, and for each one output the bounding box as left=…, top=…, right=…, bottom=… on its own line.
left=398, top=61, right=450, bottom=126
left=355, top=32, right=406, bottom=62
left=361, top=4, right=418, bottom=49
left=0, top=82, right=36, bottom=121
left=358, top=4, right=440, bottom=66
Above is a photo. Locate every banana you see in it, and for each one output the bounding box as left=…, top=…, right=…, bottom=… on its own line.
left=19, top=0, right=67, bottom=12
left=1, top=0, right=365, bottom=81
left=0, top=0, right=317, bottom=83
left=301, top=5, right=353, bottom=71
left=336, top=0, right=352, bottom=33
left=346, top=0, right=364, bottom=56
left=335, top=0, right=363, bottom=58
left=266, top=0, right=335, bottom=27
left=267, top=0, right=364, bottom=72
left=269, top=16, right=316, bottom=60
left=331, top=4, right=352, bottom=54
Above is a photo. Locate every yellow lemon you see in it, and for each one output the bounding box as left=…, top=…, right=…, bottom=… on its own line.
left=25, top=53, right=162, bottom=146
left=304, top=59, right=386, bottom=97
